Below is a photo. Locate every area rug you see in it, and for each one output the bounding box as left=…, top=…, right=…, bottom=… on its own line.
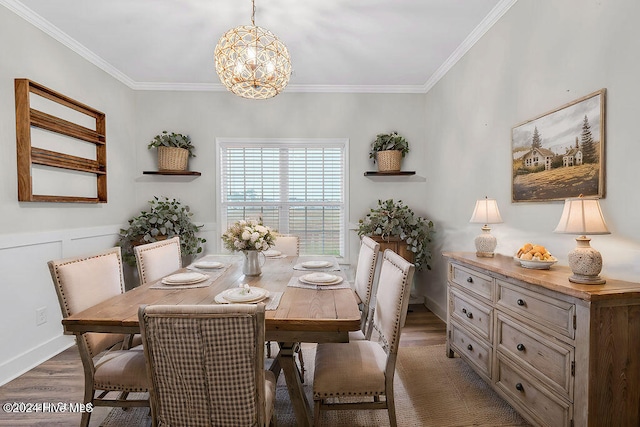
left=101, top=344, right=530, bottom=426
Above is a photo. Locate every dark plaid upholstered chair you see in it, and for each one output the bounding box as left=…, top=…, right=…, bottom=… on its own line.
left=134, top=236, right=182, bottom=286
left=139, top=303, right=276, bottom=427
left=349, top=235, right=381, bottom=341
left=48, top=247, right=149, bottom=427
left=313, top=249, right=414, bottom=427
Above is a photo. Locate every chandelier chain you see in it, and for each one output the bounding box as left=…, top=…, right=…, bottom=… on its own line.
left=251, top=0, right=256, bottom=26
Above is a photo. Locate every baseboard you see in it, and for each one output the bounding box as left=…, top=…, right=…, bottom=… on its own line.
left=0, top=334, right=74, bottom=387
left=422, top=295, right=446, bottom=321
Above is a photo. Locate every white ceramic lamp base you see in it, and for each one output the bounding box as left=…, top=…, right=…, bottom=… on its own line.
left=475, top=226, right=497, bottom=258
left=567, top=236, right=606, bottom=285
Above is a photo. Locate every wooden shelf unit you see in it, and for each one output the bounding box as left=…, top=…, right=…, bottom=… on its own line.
left=15, top=79, right=107, bottom=203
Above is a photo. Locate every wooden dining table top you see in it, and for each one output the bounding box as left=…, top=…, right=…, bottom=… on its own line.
left=62, top=254, right=362, bottom=342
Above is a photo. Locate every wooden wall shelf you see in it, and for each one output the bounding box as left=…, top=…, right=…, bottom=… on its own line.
left=364, top=171, right=416, bottom=176
left=15, top=79, right=107, bottom=203
left=143, top=171, right=201, bottom=176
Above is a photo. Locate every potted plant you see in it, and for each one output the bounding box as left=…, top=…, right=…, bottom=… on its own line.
left=118, top=196, right=206, bottom=266
left=357, top=199, right=434, bottom=270
left=148, top=131, right=195, bottom=171
left=369, top=131, right=409, bottom=172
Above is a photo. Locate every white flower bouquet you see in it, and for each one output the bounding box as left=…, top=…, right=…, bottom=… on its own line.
left=221, top=219, right=276, bottom=252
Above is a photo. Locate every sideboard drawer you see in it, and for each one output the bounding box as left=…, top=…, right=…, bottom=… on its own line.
left=450, top=288, right=493, bottom=341
left=450, top=321, right=491, bottom=378
left=497, top=313, right=574, bottom=400
left=450, top=263, right=493, bottom=301
left=497, top=280, right=575, bottom=339
left=496, top=355, right=572, bottom=427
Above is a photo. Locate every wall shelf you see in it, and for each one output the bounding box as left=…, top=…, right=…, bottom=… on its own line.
left=364, top=171, right=416, bottom=176
left=143, top=171, right=201, bottom=176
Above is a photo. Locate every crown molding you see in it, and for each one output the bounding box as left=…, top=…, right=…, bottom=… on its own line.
left=422, top=0, right=518, bottom=93
left=3, top=0, right=518, bottom=95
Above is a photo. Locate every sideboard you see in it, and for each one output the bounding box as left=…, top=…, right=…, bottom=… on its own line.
left=443, top=252, right=640, bottom=427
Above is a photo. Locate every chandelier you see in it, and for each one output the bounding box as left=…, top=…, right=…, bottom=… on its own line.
left=214, top=0, right=292, bottom=100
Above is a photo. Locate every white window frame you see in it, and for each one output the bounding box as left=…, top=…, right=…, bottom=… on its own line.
left=216, top=137, right=349, bottom=258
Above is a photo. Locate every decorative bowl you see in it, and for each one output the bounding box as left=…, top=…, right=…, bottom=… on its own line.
left=518, top=258, right=557, bottom=270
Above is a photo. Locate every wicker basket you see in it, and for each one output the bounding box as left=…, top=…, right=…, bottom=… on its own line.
left=158, top=146, right=189, bottom=171
left=376, top=150, right=402, bottom=172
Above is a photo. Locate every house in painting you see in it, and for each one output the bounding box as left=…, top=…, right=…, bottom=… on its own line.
left=521, top=147, right=555, bottom=170
left=563, top=137, right=583, bottom=167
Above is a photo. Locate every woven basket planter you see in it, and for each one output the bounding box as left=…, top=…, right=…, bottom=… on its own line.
left=376, top=150, right=402, bottom=172
left=158, top=146, right=189, bottom=171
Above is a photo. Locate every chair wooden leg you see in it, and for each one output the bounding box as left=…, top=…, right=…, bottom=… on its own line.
left=387, top=392, right=397, bottom=427
left=314, top=399, right=321, bottom=426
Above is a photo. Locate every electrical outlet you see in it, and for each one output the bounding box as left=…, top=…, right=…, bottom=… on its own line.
left=36, top=307, right=47, bottom=326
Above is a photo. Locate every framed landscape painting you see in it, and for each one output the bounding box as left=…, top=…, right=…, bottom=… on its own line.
left=511, top=89, right=605, bottom=202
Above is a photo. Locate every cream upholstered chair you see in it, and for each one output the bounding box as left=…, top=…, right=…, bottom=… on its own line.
left=273, top=234, right=299, bottom=256
left=349, top=235, right=381, bottom=340
left=139, top=303, right=276, bottom=427
left=313, top=249, right=414, bottom=427
left=48, top=247, right=149, bottom=427
left=134, top=236, right=182, bottom=286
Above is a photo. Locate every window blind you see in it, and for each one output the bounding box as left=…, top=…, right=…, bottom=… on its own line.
left=219, top=140, right=347, bottom=256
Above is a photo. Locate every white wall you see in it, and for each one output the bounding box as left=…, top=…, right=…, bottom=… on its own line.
left=422, top=0, right=640, bottom=317
left=133, top=90, right=429, bottom=256
left=0, top=6, right=139, bottom=384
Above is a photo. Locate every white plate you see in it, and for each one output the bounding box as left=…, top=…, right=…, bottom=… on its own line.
left=301, top=272, right=338, bottom=283
left=301, top=260, right=332, bottom=269
left=222, top=287, right=269, bottom=303
left=161, top=272, right=209, bottom=285
left=193, top=260, right=224, bottom=269
left=299, top=276, right=344, bottom=286
left=519, top=259, right=557, bottom=270
left=263, top=249, right=282, bottom=257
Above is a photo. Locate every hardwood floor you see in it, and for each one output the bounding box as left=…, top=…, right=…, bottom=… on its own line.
left=0, top=304, right=445, bottom=426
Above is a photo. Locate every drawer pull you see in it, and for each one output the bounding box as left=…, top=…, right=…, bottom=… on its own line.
left=516, top=298, right=525, bottom=306
left=515, top=382, right=524, bottom=392
left=467, top=277, right=473, bottom=283
left=516, top=343, right=525, bottom=352
left=467, top=344, right=473, bottom=351
left=466, top=311, right=473, bottom=319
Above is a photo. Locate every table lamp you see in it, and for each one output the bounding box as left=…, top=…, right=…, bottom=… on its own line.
left=553, top=195, right=610, bottom=284
left=469, top=197, right=503, bottom=258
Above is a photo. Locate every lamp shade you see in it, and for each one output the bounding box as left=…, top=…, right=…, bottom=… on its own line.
left=469, top=197, right=503, bottom=225
left=554, top=196, right=610, bottom=235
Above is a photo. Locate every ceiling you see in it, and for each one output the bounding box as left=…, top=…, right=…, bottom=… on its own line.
left=4, top=0, right=515, bottom=93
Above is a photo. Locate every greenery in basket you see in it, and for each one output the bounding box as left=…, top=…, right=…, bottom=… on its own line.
left=148, top=131, right=196, bottom=157
left=357, top=199, right=434, bottom=270
left=118, top=196, right=206, bottom=266
left=369, top=131, right=410, bottom=163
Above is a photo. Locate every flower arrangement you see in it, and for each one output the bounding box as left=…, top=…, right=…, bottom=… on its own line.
left=357, top=199, right=434, bottom=270
left=222, top=219, right=276, bottom=252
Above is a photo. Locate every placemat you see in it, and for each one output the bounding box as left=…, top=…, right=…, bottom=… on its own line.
left=215, top=291, right=283, bottom=311
left=287, top=275, right=352, bottom=290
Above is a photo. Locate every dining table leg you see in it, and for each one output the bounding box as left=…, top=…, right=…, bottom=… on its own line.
left=278, top=342, right=313, bottom=427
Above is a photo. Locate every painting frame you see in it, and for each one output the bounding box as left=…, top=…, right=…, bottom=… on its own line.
left=511, top=89, right=606, bottom=203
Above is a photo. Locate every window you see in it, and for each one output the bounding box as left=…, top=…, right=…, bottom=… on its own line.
left=218, top=138, right=348, bottom=257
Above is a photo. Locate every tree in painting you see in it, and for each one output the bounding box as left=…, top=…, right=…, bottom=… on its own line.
left=531, top=126, right=542, bottom=148
left=580, top=115, right=597, bottom=164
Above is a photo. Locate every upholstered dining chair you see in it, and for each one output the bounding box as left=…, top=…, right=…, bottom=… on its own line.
left=349, top=235, right=381, bottom=340
left=273, top=233, right=299, bottom=256
left=134, top=236, right=182, bottom=286
left=313, top=249, right=415, bottom=427
left=48, top=247, right=149, bottom=427
left=138, top=303, right=276, bottom=427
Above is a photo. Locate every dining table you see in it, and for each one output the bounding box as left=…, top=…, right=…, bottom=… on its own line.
left=62, top=253, right=361, bottom=427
